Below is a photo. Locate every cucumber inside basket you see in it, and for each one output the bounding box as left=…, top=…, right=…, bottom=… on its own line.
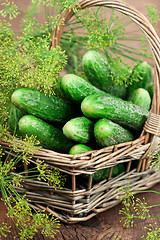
left=1, top=0, right=160, bottom=223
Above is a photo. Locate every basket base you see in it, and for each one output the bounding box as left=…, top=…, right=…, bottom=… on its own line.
left=13, top=167, right=160, bottom=223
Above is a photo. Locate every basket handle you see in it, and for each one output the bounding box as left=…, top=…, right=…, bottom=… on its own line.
left=51, top=0, right=160, bottom=115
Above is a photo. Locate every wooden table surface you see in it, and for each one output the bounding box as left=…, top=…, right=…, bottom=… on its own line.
left=0, top=182, right=160, bottom=240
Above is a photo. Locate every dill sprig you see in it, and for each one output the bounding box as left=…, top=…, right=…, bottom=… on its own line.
left=119, top=186, right=160, bottom=239
left=145, top=4, right=160, bottom=25
left=0, top=132, right=65, bottom=239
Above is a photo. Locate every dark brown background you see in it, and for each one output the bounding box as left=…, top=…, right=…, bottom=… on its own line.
left=0, top=0, right=160, bottom=239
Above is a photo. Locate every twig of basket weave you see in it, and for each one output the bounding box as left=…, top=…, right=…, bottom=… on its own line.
left=144, top=112, right=160, bottom=136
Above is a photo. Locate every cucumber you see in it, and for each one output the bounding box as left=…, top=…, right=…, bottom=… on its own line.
left=128, top=88, right=151, bottom=111
left=11, top=88, right=75, bottom=124
left=60, top=74, right=103, bottom=104
left=83, top=164, right=125, bottom=183
left=63, top=116, right=94, bottom=143
left=94, top=118, right=134, bottom=147
left=8, top=104, right=24, bottom=136
left=127, top=61, right=152, bottom=96
left=92, top=168, right=110, bottom=182
left=69, top=144, right=93, bottom=155
left=148, top=82, right=154, bottom=100
left=118, top=164, right=125, bottom=174
left=81, top=93, right=148, bottom=131
left=82, top=50, right=127, bottom=99
left=18, top=115, right=74, bottom=153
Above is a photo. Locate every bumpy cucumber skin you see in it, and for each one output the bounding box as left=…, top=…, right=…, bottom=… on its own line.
left=81, top=93, right=149, bottom=131
left=11, top=88, right=75, bottom=124
left=63, top=116, right=94, bottom=144
left=9, top=104, right=24, bottom=136
left=18, top=115, right=74, bottom=153
left=94, top=118, right=134, bottom=147
left=127, top=61, right=152, bottom=96
left=128, top=88, right=151, bottom=111
left=82, top=50, right=127, bottom=99
left=69, top=144, right=92, bottom=155
left=60, top=74, right=103, bottom=104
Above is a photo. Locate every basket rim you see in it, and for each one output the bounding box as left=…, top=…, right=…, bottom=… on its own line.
left=0, top=134, right=152, bottom=173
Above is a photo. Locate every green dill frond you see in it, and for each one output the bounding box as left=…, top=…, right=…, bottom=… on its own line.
left=0, top=20, right=14, bottom=40
left=135, top=197, right=150, bottom=219
left=0, top=148, right=62, bottom=239
left=0, top=20, right=67, bottom=125
left=142, top=223, right=160, bottom=240
left=0, top=0, right=20, bottom=20
left=119, top=191, right=135, bottom=228
left=119, top=187, right=160, bottom=235
left=7, top=195, right=32, bottom=223
left=33, top=212, right=60, bottom=237
left=105, top=53, right=132, bottom=86
left=145, top=4, right=160, bottom=25
left=0, top=222, right=11, bottom=238
left=1, top=31, right=67, bottom=96
left=36, top=159, right=66, bottom=188
left=148, top=147, right=160, bottom=171
left=75, top=8, right=126, bottom=51
left=2, top=134, right=40, bottom=165
left=1, top=186, right=60, bottom=239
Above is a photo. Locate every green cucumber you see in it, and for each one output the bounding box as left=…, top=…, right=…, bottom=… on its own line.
left=63, top=116, right=94, bottom=143
left=94, top=118, right=134, bottom=147
left=92, top=168, right=110, bottom=182
left=148, top=82, right=154, bottom=100
left=83, top=164, right=125, bottom=183
left=18, top=115, right=74, bottom=153
left=11, top=88, right=75, bottom=124
left=8, top=104, right=24, bottom=136
left=60, top=74, right=103, bottom=104
left=127, top=61, right=152, bottom=96
left=81, top=93, right=148, bottom=131
left=69, top=144, right=93, bottom=155
left=128, top=88, right=151, bottom=111
left=118, top=164, right=125, bottom=174
left=82, top=50, right=127, bottom=99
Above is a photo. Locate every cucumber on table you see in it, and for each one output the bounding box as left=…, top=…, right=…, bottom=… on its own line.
left=81, top=93, right=149, bottom=131
left=11, top=88, right=75, bottom=124
left=128, top=88, right=151, bottom=111
left=127, top=61, right=152, bottom=97
left=94, top=118, right=134, bottom=147
left=60, top=73, right=103, bottom=104
left=18, top=115, right=74, bottom=153
left=82, top=50, right=127, bottom=99
left=63, top=116, right=94, bottom=144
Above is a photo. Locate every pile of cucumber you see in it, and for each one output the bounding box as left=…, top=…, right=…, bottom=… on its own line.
left=9, top=50, right=153, bottom=181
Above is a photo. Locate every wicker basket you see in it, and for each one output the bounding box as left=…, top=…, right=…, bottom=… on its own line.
left=1, top=0, right=160, bottom=223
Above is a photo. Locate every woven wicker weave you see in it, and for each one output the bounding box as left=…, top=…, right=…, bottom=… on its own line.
left=1, top=0, right=160, bottom=223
